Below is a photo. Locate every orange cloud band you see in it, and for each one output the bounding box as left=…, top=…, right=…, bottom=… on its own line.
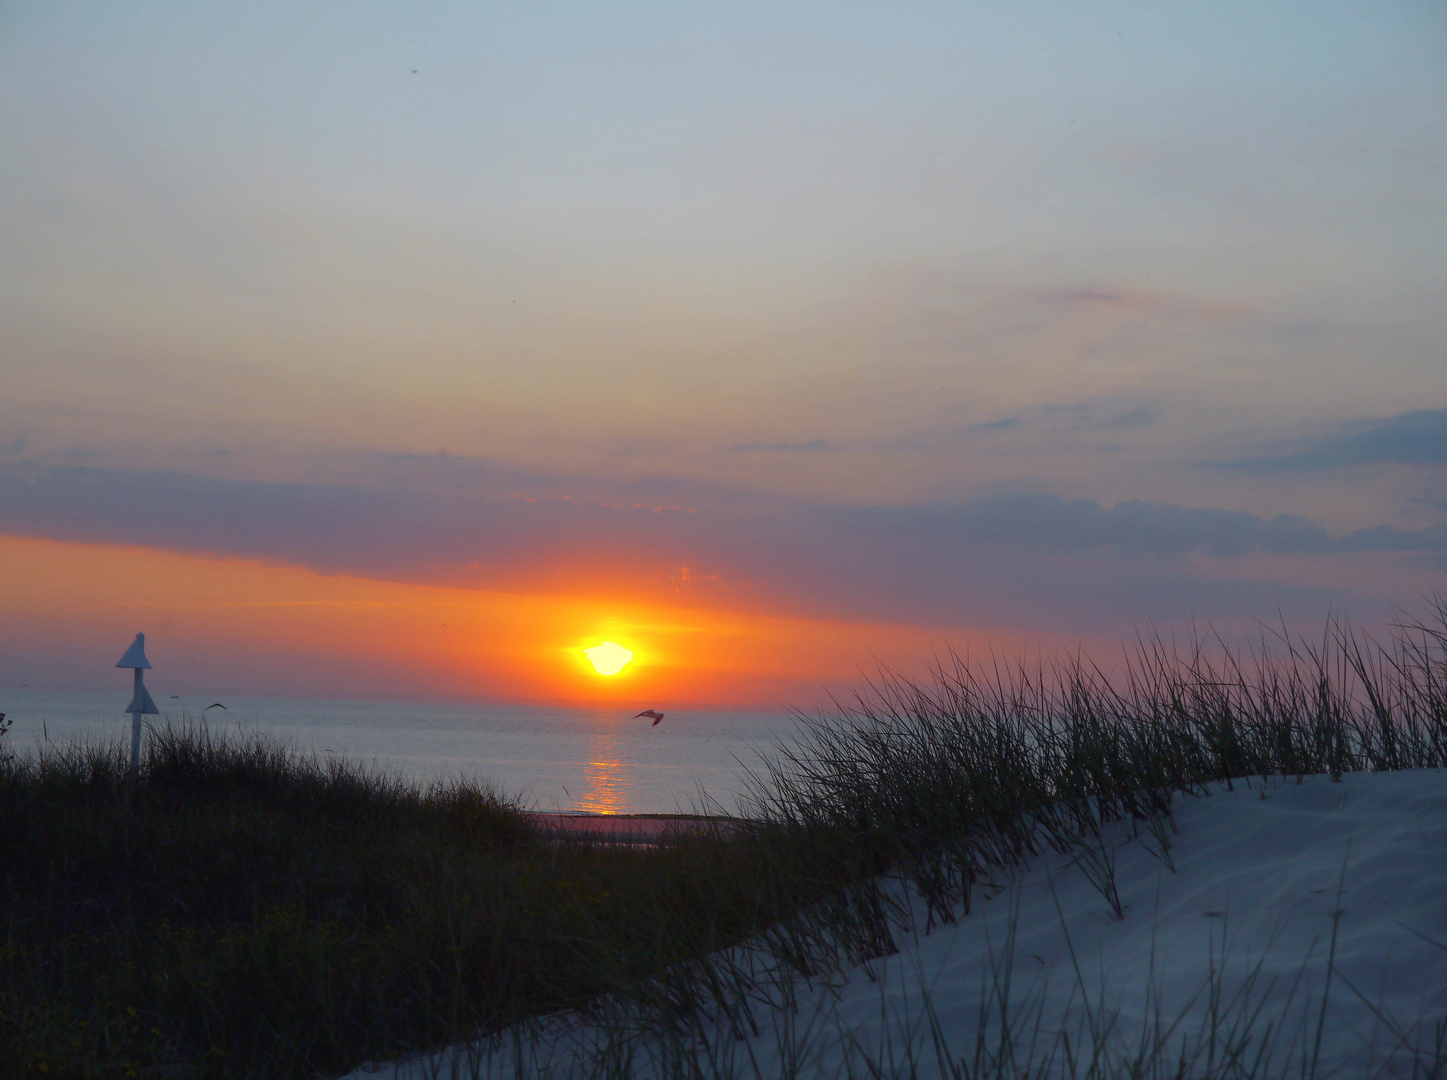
left=0, top=533, right=997, bottom=707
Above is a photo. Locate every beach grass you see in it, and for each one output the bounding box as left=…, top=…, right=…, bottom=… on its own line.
left=2, top=601, right=1446, bottom=1078
left=742, top=614, right=1447, bottom=934
left=0, top=723, right=871, bottom=1078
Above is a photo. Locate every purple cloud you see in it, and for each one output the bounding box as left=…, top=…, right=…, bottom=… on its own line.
left=1220, top=409, right=1447, bottom=471
left=1, top=465, right=1441, bottom=633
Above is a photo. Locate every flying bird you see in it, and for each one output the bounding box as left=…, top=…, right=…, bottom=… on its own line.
left=203, top=702, right=228, bottom=713
left=635, top=709, right=665, bottom=726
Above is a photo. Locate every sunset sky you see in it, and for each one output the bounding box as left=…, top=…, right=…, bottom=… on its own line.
left=2, top=1, right=1444, bottom=705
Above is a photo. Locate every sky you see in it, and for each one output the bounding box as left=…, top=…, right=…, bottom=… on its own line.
left=1, top=1, right=1445, bottom=705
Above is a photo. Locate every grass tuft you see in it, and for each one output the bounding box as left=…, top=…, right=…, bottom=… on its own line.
left=0, top=724, right=853, bottom=1077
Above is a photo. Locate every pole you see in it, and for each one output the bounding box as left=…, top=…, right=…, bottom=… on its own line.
left=117, top=632, right=156, bottom=777
left=131, top=668, right=144, bottom=774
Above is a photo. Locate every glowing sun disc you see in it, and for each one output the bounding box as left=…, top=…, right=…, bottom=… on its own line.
left=584, top=642, right=633, bottom=676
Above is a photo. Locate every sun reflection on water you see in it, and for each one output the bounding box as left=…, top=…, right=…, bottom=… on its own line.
left=576, top=728, right=630, bottom=814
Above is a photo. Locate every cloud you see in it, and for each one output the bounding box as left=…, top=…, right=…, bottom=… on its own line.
left=1037, top=288, right=1128, bottom=305
left=1010, top=403, right=1157, bottom=433
left=966, top=417, right=1020, bottom=432
left=1096, top=407, right=1156, bottom=429
left=1, top=466, right=1442, bottom=634
left=0, top=466, right=607, bottom=583
left=1021, top=286, right=1247, bottom=320
left=729, top=439, right=832, bottom=452
left=835, top=494, right=1447, bottom=560
left=1223, top=409, right=1447, bottom=471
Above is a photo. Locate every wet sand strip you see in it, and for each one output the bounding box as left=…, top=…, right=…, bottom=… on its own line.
left=523, top=812, right=744, bottom=844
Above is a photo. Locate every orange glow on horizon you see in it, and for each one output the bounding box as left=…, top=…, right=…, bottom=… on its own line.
left=0, top=533, right=1008, bottom=706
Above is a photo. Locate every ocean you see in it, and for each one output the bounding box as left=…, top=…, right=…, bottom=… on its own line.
left=0, top=690, right=801, bottom=816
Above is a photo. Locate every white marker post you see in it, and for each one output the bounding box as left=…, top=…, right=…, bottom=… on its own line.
left=117, top=632, right=158, bottom=775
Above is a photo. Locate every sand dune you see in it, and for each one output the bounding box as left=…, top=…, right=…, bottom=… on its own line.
left=351, top=769, right=1447, bottom=1078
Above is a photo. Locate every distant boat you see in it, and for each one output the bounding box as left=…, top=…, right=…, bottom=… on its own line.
left=170, top=695, right=180, bottom=699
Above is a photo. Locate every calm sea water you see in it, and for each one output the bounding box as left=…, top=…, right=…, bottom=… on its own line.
left=0, top=690, right=801, bottom=816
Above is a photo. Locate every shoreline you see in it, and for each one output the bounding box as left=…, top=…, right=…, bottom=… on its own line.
left=522, top=810, right=745, bottom=841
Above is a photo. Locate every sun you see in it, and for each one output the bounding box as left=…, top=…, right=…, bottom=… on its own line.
left=583, top=641, right=634, bottom=676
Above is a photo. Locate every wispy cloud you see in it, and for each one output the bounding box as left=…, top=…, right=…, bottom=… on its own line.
left=729, top=439, right=832, bottom=452
left=1018, top=403, right=1158, bottom=432
left=1221, top=409, right=1447, bottom=471
left=1024, top=286, right=1249, bottom=320
left=1096, top=407, right=1156, bottom=429
left=865, top=494, right=1446, bottom=558
left=1034, top=287, right=1130, bottom=305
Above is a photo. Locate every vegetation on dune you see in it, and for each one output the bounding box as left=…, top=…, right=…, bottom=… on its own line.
left=0, top=601, right=1444, bottom=1078
left=746, top=604, right=1447, bottom=930
left=0, top=725, right=852, bottom=1078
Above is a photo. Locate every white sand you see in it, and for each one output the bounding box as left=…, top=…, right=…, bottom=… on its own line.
left=349, top=770, right=1447, bottom=1078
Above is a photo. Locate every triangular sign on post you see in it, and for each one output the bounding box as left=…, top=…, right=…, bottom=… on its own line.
left=118, top=632, right=157, bottom=774
left=116, top=633, right=152, bottom=670
left=125, top=684, right=160, bottom=716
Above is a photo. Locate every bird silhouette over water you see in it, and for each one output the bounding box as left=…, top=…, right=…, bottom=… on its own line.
left=635, top=709, right=664, bottom=726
